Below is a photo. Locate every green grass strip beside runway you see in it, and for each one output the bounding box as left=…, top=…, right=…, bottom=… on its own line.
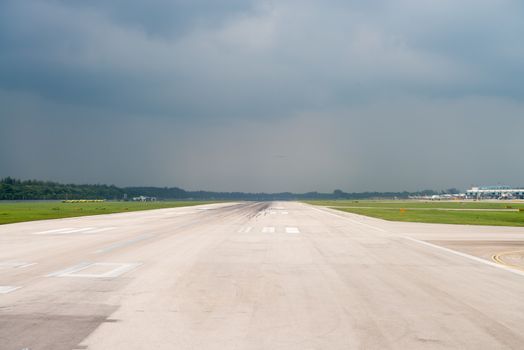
left=0, top=201, right=220, bottom=225
left=305, top=200, right=524, bottom=227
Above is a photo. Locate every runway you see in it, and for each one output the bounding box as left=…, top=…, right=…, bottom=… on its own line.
left=1, top=201, right=523, bottom=350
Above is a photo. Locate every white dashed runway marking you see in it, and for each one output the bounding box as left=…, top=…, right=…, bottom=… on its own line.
left=47, top=262, right=141, bottom=278
left=0, top=261, right=36, bottom=269
left=282, top=211, right=289, bottom=215
left=34, top=228, right=75, bottom=234
left=34, top=227, right=116, bottom=235
left=285, top=227, right=300, bottom=234
left=238, top=227, right=253, bottom=233
left=0, top=286, right=21, bottom=294
left=262, top=227, right=275, bottom=233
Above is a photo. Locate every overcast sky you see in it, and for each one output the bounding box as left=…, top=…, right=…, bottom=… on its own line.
left=1, top=0, right=523, bottom=192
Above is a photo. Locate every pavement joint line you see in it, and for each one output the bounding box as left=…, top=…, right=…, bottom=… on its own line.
left=0, top=286, right=21, bottom=294
left=94, top=234, right=153, bottom=254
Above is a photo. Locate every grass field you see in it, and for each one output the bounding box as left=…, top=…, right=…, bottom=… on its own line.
left=305, top=200, right=524, bottom=227
left=0, top=201, right=220, bottom=225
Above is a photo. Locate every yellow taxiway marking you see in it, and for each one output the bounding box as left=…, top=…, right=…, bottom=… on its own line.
left=492, top=250, right=524, bottom=272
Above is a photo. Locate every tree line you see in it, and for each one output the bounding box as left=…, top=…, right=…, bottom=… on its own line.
left=0, top=177, right=444, bottom=200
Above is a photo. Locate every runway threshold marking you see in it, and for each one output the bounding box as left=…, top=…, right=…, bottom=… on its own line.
left=0, top=286, right=21, bottom=294
left=262, top=227, right=275, bottom=233
left=47, top=262, right=142, bottom=278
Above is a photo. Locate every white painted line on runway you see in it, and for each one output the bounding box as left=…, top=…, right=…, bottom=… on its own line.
left=282, top=211, right=289, bottom=215
left=285, top=227, right=300, bottom=234
left=95, top=235, right=152, bottom=254
left=307, top=203, right=524, bottom=277
left=307, top=205, right=388, bottom=233
left=269, top=211, right=277, bottom=215
left=47, top=262, right=142, bottom=278
left=34, top=228, right=75, bottom=234
left=262, top=227, right=275, bottom=233
left=58, top=227, right=96, bottom=234
left=403, top=237, right=524, bottom=278
left=0, top=262, right=36, bottom=269
left=87, top=227, right=117, bottom=233
left=238, top=227, right=253, bottom=233
left=0, top=286, right=21, bottom=294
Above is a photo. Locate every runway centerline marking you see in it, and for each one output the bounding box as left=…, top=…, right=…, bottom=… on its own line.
left=262, top=227, right=275, bottom=233
left=238, top=227, right=252, bottom=233
left=285, top=227, right=300, bottom=234
left=47, top=262, right=142, bottom=278
left=0, top=286, right=21, bottom=294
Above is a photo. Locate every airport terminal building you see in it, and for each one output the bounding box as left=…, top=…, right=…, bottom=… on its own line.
left=466, top=186, right=524, bottom=199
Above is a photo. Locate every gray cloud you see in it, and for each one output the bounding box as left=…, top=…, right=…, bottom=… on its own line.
left=1, top=0, right=523, bottom=191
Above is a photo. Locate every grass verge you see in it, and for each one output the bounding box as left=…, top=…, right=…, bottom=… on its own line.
left=305, top=200, right=524, bottom=227
left=0, top=201, right=221, bottom=225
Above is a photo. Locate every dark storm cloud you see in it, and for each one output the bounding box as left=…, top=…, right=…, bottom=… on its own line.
left=1, top=0, right=524, bottom=191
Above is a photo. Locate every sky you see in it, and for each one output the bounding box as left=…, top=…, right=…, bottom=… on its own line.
left=1, top=0, right=523, bottom=193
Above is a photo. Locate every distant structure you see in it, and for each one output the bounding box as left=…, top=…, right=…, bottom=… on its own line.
left=466, top=186, right=524, bottom=199
left=132, top=195, right=157, bottom=202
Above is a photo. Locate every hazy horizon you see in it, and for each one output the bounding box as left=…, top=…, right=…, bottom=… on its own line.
left=2, top=1, right=523, bottom=192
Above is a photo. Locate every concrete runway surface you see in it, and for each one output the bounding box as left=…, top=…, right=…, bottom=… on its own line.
left=1, top=201, right=524, bottom=350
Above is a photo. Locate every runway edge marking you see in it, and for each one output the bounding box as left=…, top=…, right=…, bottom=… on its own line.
left=304, top=203, right=524, bottom=278
left=305, top=204, right=387, bottom=232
